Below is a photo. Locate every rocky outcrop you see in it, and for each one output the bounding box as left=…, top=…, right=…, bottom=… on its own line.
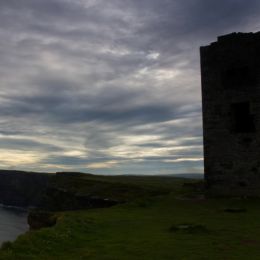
left=27, top=210, right=57, bottom=230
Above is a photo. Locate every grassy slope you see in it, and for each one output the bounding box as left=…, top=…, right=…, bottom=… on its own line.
left=0, top=175, right=260, bottom=259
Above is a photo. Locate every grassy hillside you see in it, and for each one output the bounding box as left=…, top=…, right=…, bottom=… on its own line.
left=0, top=174, right=260, bottom=259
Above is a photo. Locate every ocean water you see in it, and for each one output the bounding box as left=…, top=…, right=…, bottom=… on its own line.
left=0, top=207, right=28, bottom=244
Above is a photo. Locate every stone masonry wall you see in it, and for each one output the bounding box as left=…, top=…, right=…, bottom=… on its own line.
left=201, top=32, right=260, bottom=196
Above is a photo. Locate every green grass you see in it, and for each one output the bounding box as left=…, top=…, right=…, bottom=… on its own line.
left=0, top=175, right=260, bottom=259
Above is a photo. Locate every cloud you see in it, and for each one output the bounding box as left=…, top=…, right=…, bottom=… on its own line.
left=0, top=137, right=62, bottom=152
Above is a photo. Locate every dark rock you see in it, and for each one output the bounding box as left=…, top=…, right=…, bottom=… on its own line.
left=224, top=208, right=247, bottom=213
left=28, top=210, right=57, bottom=230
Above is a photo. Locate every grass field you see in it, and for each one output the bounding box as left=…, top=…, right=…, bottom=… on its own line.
left=0, top=174, right=260, bottom=259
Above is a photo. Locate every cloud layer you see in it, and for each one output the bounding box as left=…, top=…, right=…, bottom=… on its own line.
left=0, top=0, right=259, bottom=174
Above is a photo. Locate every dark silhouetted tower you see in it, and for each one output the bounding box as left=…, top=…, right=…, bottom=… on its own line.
left=200, top=32, right=260, bottom=196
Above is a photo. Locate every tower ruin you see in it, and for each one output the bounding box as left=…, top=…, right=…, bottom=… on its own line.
left=200, top=32, right=260, bottom=196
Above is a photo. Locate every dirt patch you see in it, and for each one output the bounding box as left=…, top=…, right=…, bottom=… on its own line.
left=169, top=223, right=209, bottom=234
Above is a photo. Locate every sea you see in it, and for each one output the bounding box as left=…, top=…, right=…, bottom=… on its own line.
left=0, top=206, right=28, bottom=244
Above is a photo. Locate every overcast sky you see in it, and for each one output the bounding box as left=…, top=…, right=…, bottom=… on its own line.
left=0, top=0, right=259, bottom=175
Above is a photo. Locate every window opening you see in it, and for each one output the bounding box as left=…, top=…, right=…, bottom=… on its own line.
left=231, top=102, right=255, bottom=133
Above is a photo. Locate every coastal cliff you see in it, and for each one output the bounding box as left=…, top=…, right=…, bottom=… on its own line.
left=0, top=170, right=121, bottom=211
left=0, top=170, right=51, bottom=208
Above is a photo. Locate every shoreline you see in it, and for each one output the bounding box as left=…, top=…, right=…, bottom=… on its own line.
left=0, top=204, right=28, bottom=212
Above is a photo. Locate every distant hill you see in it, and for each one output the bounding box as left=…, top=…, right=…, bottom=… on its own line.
left=165, top=173, right=204, bottom=179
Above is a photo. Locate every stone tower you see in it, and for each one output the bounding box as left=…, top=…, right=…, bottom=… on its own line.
left=200, top=32, right=260, bottom=196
